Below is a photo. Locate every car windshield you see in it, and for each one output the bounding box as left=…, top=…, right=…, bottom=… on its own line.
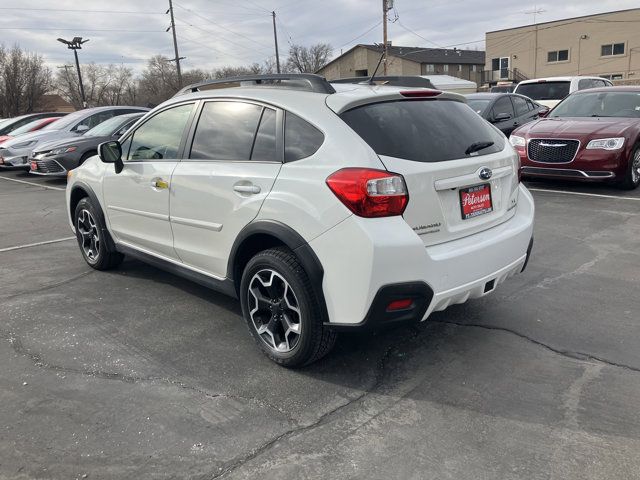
left=550, top=91, right=640, bottom=118
left=340, top=99, right=504, bottom=163
left=8, top=119, right=52, bottom=136
left=42, top=110, right=88, bottom=131
left=466, top=99, right=492, bottom=114
left=84, top=115, right=134, bottom=137
left=516, top=81, right=570, bottom=100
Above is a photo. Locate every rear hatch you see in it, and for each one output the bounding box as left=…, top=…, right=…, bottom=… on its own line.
left=338, top=95, right=520, bottom=246
left=514, top=80, right=570, bottom=109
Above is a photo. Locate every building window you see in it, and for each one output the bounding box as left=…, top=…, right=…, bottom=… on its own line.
left=443, top=64, right=449, bottom=72
left=600, top=73, right=624, bottom=80
left=354, top=69, right=368, bottom=77
left=472, top=65, right=477, bottom=72
left=457, top=64, right=462, bottom=72
left=425, top=64, right=435, bottom=73
left=491, top=58, right=499, bottom=71
left=547, top=49, right=569, bottom=63
left=601, top=43, right=625, bottom=56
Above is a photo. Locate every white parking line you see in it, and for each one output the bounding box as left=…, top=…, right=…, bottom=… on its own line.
left=529, top=188, right=640, bottom=202
left=0, top=175, right=65, bottom=191
left=0, top=237, right=75, bottom=253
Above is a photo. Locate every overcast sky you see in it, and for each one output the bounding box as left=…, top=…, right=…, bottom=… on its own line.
left=0, top=0, right=636, bottom=73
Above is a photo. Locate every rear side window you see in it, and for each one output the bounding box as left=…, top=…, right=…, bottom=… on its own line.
left=191, top=101, right=263, bottom=160
left=250, top=108, right=277, bottom=161
left=284, top=112, right=324, bottom=162
left=512, top=96, right=529, bottom=116
left=341, top=100, right=504, bottom=163
left=492, top=97, right=514, bottom=119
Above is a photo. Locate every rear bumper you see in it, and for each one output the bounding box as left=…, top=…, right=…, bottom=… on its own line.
left=310, top=184, right=535, bottom=326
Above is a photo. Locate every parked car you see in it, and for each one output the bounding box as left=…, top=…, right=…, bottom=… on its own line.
left=0, top=117, right=61, bottom=145
left=466, top=93, right=548, bottom=136
left=331, top=75, right=437, bottom=89
left=0, top=106, right=148, bottom=168
left=66, top=74, right=534, bottom=367
left=511, top=86, right=640, bottom=189
left=0, top=112, right=67, bottom=136
left=490, top=84, right=515, bottom=93
left=514, top=76, right=613, bottom=109
left=30, top=113, right=146, bottom=177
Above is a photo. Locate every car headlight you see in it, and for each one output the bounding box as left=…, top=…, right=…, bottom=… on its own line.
left=509, top=135, right=526, bottom=148
left=48, top=146, right=77, bottom=155
left=12, top=140, right=37, bottom=149
left=586, top=138, right=625, bottom=150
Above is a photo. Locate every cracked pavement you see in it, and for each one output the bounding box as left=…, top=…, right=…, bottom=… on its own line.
left=1, top=170, right=639, bottom=479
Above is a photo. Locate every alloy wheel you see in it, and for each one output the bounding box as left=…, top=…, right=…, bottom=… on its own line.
left=248, top=269, right=302, bottom=353
left=632, top=149, right=640, bottom=185
left=76, top=209, right=100, bottom=262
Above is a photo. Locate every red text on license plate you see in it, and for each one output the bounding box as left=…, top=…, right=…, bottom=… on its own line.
left=460, top=183, right=492, bottom=220
left=30, top=161, right=37, bottom=171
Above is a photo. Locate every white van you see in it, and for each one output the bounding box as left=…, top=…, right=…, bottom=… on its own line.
left=514, top=76, right=613, bottom=109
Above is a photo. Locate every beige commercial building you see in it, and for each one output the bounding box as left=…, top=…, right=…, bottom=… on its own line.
left=317, top=44, right=485, bottom=83
left=485, top=8, right=640, bottom=85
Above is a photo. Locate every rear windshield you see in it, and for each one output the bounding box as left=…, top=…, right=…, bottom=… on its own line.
left=340, top=99, right=504, bottom=163
left=515, top=81, right=570, bottom=101
left=466, top=98, right=492, bottom=114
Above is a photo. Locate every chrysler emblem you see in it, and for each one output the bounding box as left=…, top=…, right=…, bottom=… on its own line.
left=479, top=167, right=492, bottom=180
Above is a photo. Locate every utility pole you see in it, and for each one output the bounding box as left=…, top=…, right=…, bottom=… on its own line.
left=167, top=0, right=183, bottom=87
left=382, top=0, right=388, bottom=75
left=272, top=11, right=281, bottom=73
left=57, top=37, right=88, bottom=108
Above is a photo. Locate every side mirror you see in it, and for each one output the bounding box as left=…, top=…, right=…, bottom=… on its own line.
left=75, top=124, right=89, bottom=134
left=492, top=112, right=512, bottom=123
left=98, top=140, right=124, bottom=174
left=538, top=108, right=550, bottom=118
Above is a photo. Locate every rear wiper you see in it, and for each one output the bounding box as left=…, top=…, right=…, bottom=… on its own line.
left=465, top=141, right=494, bottom=155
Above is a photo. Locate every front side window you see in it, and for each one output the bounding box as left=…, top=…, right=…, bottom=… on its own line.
left=126, top=103, right=193, bottom=161
left=602, top=43, right=625, bottom=56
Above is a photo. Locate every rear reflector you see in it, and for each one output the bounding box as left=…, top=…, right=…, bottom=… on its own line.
left=386, top=298, right=414, bottom=311
left=326, top=168, right=409, bottom=218
left=399, top=90, right=442, bottom=98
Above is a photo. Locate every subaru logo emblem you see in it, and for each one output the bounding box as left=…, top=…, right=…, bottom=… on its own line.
left=479, top=167, right=492, bottom=180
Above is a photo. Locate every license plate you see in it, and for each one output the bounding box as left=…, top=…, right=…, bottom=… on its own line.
left=460, top=183, right=493, bottom=220
left=30, top=161, right=37, bottom=171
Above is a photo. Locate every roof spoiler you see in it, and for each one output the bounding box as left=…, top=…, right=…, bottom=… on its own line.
left=174, top=73, right=336, bottom=97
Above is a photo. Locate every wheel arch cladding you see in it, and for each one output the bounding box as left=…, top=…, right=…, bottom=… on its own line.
left=228, top=220, right=329, bottom=322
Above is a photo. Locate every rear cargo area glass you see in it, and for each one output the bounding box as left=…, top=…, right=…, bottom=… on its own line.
left=340, top=99, right=504, bottom=163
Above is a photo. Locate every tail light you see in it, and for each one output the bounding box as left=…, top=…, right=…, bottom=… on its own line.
left=326, top=168, right=408, bottom=218
left=399, top=90, right=442, bottom=98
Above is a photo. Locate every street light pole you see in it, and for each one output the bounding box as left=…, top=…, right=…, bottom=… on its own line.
left=57, top=37, right=89, bottom=108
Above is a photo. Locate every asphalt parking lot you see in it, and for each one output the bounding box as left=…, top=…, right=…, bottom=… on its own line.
left=1, top=169, right=639, bottom=479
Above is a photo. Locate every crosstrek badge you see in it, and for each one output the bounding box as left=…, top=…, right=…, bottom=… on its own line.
left=460, top=183, right=493, bottom=220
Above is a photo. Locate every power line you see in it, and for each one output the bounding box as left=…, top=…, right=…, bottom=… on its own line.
left=174, top=19, right=273, bottom=56
left=395, top=21, right=444, bottom=48
left=0, top=6, right=165, bottom=14
left=0, top=27, right=167, bottom=32
left=338, top=21, right=382, bottom=50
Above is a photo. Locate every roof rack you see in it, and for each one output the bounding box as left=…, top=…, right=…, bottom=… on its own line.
left=174, top=73, right=336, bottom=97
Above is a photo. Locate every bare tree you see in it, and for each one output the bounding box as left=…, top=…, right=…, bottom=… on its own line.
left=285, top=43, right=332, bottom=73
left=0, top=45, right=52, bottom=117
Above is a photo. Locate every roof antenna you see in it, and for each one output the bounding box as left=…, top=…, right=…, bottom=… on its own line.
left=367, top=51, right=385, bottom=85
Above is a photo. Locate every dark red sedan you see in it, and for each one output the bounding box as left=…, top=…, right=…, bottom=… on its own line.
left=510, top=86, right=640, bottom=189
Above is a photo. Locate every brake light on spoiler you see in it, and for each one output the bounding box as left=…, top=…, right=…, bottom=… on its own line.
left=399, top=90, right=442, bottom=98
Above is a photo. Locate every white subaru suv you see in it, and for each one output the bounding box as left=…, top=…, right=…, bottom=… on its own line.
left=66, top=74, right=535, bottom=367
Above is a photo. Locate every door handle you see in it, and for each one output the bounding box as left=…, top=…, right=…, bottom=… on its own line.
left=152, top=179, right=169, bottom=189
left=233, top=184, right=261, bottom=194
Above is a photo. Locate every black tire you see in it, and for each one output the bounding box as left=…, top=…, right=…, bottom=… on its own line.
left=240, top=247, right=336, bottom=368
left=74, top=197, right=124, bottom=270
left=617, top=146, right=640, bottom=190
